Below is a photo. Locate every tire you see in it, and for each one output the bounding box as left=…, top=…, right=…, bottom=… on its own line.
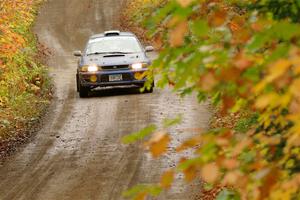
left=76, top=74, right=80, bottom=92
left=79, top=83, right=89, bottom=98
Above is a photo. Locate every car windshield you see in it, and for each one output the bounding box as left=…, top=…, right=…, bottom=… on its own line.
left=86, top=36, right=142, bottom=55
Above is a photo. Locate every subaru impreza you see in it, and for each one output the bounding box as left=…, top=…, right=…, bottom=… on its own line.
left=74, top=30, right=154, bottom=97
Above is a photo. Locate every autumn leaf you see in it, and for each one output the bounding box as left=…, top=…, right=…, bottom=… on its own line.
left=208, top=8, right=227, bottom=27
left=199, top=71, right=217, bottom=91
left=200, top=163, right=219, bottom=183
left=169, top=21, right=188, bottom=47
left=183, top=165, right=198, bottom=182
left=222, top=170, right=242, bottom=185
left=176, top=135, right=202, bottom=152
left=176, top=0, right=193, bottom=7
left=134, top=192, right=146, bottom=200
left=160, top=170, right=175, bottom=189
left=266, top=59, right=291, bottom=83
left=259, top=168, right=280, bottom=199
left=233, top=53, right=253, bottom=71
left=222, top=159, right=239, bottom=170
left=255, top=93, right=278, bottom=110
left=146, top=132, right=170, bottom=158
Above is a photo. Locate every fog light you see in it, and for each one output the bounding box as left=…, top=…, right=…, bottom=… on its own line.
left=90, top=75, right=97, bottom=82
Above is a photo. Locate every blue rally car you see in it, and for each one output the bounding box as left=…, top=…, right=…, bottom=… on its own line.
left=73, top=30, right=155, bottom=97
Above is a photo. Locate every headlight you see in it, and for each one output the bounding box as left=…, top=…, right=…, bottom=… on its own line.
left=80, top=64, right=100, bottom=72
left=131, top=63, right=148, bottom=70
left=87, top=65, right=98, bottom=72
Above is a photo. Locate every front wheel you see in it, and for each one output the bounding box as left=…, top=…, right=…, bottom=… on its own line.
left=78, top=83, right=89, bottom=98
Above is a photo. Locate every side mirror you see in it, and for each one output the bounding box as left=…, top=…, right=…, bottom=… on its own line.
left=73, top=50, right=82, bottom=57
left=145, top=46, right=154, bottom=52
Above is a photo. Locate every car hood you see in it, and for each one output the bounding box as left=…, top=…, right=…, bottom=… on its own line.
left=80, top=52, right=149, bottom=66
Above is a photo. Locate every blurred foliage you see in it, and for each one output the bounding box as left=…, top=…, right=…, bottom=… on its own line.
left=0, top=0, right=51, bottom=141
left=249, top=0, right=300, bottom=22
left=122, top=0, right=300, bottom=199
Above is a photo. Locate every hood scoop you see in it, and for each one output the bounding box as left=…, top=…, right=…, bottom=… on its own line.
left=103, top=54, right=125, bottom=58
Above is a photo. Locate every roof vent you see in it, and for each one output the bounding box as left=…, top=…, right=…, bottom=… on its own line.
left=104, top=30, right=121, bottom=36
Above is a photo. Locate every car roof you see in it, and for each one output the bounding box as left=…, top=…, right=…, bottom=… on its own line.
left=89, top=30, right=136, bottom=40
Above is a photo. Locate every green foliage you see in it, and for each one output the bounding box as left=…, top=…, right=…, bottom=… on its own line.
left=163, top=115, right=182, bottom=128
left=216, top=189, right=240, bottom=200
left=123, top=184, right=162, bottom=199
left=249, top=0, right=300, bottom=22
left=234, top=113, right=258, bottom=133
left=122, top=125, right=157, bottom=144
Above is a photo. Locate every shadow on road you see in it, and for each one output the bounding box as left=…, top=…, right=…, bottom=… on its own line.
left=87, top=86, right=152, bottom=98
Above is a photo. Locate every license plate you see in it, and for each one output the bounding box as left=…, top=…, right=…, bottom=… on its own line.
left=109, top=74, right=122, bottom=82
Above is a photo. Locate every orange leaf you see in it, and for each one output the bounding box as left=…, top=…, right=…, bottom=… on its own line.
left=134, top=192, right=146, bottom=200
left=169, top=21, right=188, bottom=47
left=233, top=53, right=253, bottom=70
left=259, top=168, right=280, bottom=199
left=147, top=132, right=170, bottom=158
left=201, top=163, right=219, bottom=183
left=199, top=71, right=217, bottom=91
left=183, top=165, right=198, bottom=182
left=160, top=170, right=175, bottom=189
left=222, top=159, right=239, bottom=170
left=176, top=135, right=202, bottom=152
left=222, top=170, right=242, bottom=185
left=208, top=9, right=227, bottom=27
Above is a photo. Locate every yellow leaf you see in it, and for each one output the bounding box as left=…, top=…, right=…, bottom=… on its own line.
left=290, top=78, right=300, bottom=98
left=266, top=59, right=291, bottom=83
left=255, top=93, right=278, bottom=110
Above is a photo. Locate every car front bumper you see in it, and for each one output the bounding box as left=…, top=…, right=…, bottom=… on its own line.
left=78, top=69, right=151, bottom=87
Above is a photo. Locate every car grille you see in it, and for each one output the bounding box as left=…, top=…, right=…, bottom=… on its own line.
left=101, top=65, right=129, bottom=70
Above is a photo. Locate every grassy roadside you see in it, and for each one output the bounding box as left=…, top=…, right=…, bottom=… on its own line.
left=0, top=0, right=51, bottom=158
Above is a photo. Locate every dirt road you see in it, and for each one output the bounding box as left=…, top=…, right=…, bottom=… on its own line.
left=0, top=1, right=210, bottom=199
